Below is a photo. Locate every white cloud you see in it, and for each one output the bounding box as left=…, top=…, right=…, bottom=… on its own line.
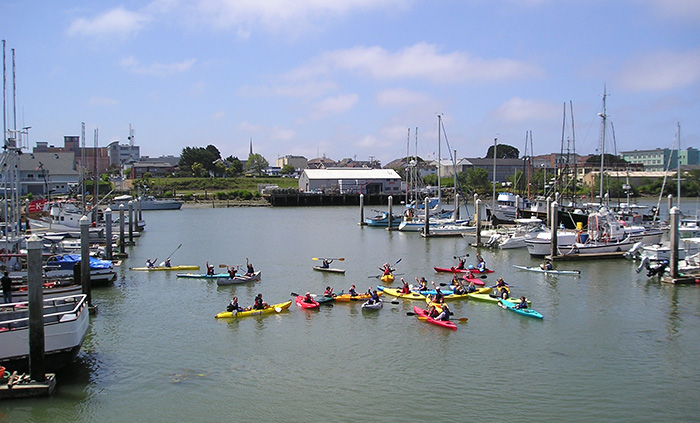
left=310, top=93, right=359, bottom=119
left=376, top=88, right=431, bottom=107
left=491, top=97, right=561, bottom=124
left=67, top=7, right=151, bottom=39
left=290, top=43, right=543, bottom=84
left=270, top=128, right=296, bottom=141
left=120, top=56, right=197, bottom=76
left=617, top=49, right=700, bottom=92
left=236, top=121, right=262, bottom=132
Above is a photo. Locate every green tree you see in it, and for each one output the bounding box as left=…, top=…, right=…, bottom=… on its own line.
left=486, top=144, right=519, bottom=159
left=246, top=153, right=269, bottom=175
left=214, top=161, right=227, bottom=177
left=225, top=156, right=244, bottom=176
left=280, top=164, right=296, bottom=175
left=179, top=146, right=221, bottom=173
left=191, top=162, right=207, bottom=177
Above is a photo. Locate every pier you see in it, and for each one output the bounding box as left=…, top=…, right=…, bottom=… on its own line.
left=264, top=192, right=392, bottom=207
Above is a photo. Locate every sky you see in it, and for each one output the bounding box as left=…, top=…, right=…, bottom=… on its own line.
left=1, top=0, right=699, bottom=167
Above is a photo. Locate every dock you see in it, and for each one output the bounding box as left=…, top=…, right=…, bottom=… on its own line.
left=0, top=372, right=56, bottom=399
left=660, top=274, right=700, bottom=285
left=264, top=192, right=392, bottom=206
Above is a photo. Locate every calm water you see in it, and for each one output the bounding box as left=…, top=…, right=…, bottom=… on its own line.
left=2, top=201, right=699, bottom=423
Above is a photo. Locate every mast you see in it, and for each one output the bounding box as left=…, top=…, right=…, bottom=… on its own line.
left=437, top=114, right=442, bottom=205
left=405, top=127, right=410, bottom=205
left=677, top=122, right=681, bottom=210
left=598, top=85, right=607, bottom=205
left=492, top=137, right=497, bottom=209
left=570, top=100, right=577, bottom=205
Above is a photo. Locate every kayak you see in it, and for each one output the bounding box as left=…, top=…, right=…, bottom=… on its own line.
left=512, top=265, right=581, bottom=276
left=361, top=300, right=383, bottom=310
left=177, top=273, right=229, bottom=279
left=499, top=299, right=543, bottom=319
left=313, top=266, right=346, bottom=274
left=413, top=306, right=456, bottom=330
left=461, top=276, right=486, bottom=286
left=377, top=286, right=426, bottom=300
left=468, top=291, right=529, bottom=305
left=434, top=266, right=494, bottom=274
left=216, top=271, right=262, bottom=286
left=130, top=265, right=200, bottom=271
left=314, top=294, right=336, bottom=304
left=294, top=295, right=320, bottom=309
left=380, top=273, right=395, bottom=283
left=214, top=300, right=292, bottom=318
left=333, top=292, right=380, bottom=302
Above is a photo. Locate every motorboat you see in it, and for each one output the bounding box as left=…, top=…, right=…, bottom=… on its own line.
left=110, top=195, right=182, bottom=211
left=0, top=293, right=89, bottom=372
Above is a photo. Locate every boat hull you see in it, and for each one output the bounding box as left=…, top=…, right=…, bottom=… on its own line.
left=412, top=306, right=456, bottom=330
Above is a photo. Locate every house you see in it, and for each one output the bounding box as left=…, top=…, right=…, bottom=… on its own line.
left=276, top=155, right=308, bottom=170
left=299, top=168, right=402, bottom=194
left=130, top=161, right=177, bottom=178
left=16, top=152, right=80, bottom=196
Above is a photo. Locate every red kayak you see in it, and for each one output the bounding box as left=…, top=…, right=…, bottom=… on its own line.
left=295, top=295, right=320, bottom=309
left=434, top=266, right=494, bottom=274
left=413, top=306, right=456, bottom=330
left=460, top=276, right=485, bottom=286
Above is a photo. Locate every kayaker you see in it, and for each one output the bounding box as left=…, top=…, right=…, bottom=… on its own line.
left=453, top=280, right=467, bottom=295
left=426, top=305, right=439, bottom=318
left=515, top=296, right=528, bottom=310
left=434, top=304, right=451, bottom=321
left=146, top=258, right=157, bottom=269
left=348, top=284, right=358, bottom=296
left=228, top=265, right=238, bottom=279
left=245, top=258, right=255, bottom=276
left=456, top=257, right=466, bottom=270
left=415, top=277, right=428, bottom=291
left=378, top=263, right=393, bottom=275
left=367, top=290, right=380, bottom=305
left=451, top=273, right=461, bottom=286
left=206, top=262, right=215, bottom=276
left=430, top=282, right=445, bottom=303
left=494, top=278, right=510, bottom=299
left=164, top=258, right=171, bottom=268
left=303, top=292, right=315, bottom=303
left=253, top=294, right=268, bottom=310
left=323, top=286, right=335, bottom=297
left=465, top=270, right=475, bottom=279
left=540, top=259, right=553, bottom=271
left=227, top=297, right=243, bottom=313
left=321, top=259, right=333, bottom=269
left=467, top=280, right=477, bottom=293
left=400, top=278, right=410, bottom=294
left=476, top=254, right=487, bottom=272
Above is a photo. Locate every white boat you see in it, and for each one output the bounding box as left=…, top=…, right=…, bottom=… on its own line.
left=512, top=265, right=581, bottom=276
left=485, top=192, right=520, bottom=225
left=487, top=218, right=548, bottom=249
left=110, top=195, right=182, bottom=211
left=361, top=299, right=383, bottom=310
left=422, top=222, right=474, bottom=237
left=0, top=293, right=90, bottom=372
left=525, top=207, right=663, bottom=257
left=216, top=271, right=262, bottom=286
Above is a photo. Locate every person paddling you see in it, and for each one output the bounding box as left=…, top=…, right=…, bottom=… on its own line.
left=245, top=258, right=255, bottom=276
left=321, top=259, right=333, bottom=269
left=515, top=296, right=528, bottom=310
left=399, top=278, right=410, bottom=294
left=206, top=261, right=215, bottom=276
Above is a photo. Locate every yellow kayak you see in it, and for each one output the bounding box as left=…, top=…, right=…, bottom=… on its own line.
left=380, top=274, right=395, bottom=283
left=377, top=286, right=426, bottom=300
left=333, top=292, right=382, bottom=302
left=130, top=265, right=200, bottom=271
left=214, top=300, right=292, bottom=318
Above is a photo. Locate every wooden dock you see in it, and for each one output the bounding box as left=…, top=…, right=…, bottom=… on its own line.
left=0, top=372, right=56, bottom=399
left=660, top=274, right=700, bottom=285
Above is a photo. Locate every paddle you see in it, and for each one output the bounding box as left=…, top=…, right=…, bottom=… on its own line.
left=312, top=257, right=345, bottom=261
left=166, top=243, right=183, bottom=261
left=218, top=264, right=242, bottom=268
left=452, top=254, right=470, bottom=259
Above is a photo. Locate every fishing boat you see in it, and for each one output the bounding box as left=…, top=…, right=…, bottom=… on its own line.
left=216, top=271, right=262, bottom=286
left=364, top=210, right=402, bottom=227
left=0, top=294, right=90, bottom=372
left=110, top=195, right=182, bottom=210
left=312, top=266, right=345, bottom=274
left=512, top=265, right=581, bottom=276
left=130, top=265, right=200, bottom=271
left=214, top=300, right=292, bottom=318
left=42, top=254, right=117, bottom=285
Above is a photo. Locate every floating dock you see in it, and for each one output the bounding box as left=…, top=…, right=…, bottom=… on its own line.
left=0, top=372, right=56, bottom=399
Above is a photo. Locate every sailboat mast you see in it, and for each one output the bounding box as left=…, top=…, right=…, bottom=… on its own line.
left=437, top=114, right=442, bottom=205
left=570, top=100, right=577, bottom=205
left=492, top=137, right=497, bottom=209
left=405, top=127, right=410, bottom=205
left=677, top=122, right=681, bottom=210
left=598, top=85, right=607, bottom=204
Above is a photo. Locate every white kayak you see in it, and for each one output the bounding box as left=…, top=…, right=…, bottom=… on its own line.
left=512, top=265, right=580, bottom=276
left=216, top=271, right=262, bottom=285
left=361, top=299, right=383, bottom=310
left=312, top=266, right=346, bottom=274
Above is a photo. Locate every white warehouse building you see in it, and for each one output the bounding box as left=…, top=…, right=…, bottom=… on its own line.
left=299, top=168, right=402, bottom=194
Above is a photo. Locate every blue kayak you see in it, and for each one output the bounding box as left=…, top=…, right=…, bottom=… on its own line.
left=498, top=299, right=543, bottom=319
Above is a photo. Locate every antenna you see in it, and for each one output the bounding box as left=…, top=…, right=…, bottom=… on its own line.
left=128, top=124, right=134, bottom=147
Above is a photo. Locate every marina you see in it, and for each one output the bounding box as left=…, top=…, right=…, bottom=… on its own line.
left=1, top=203, right=699, bottom=422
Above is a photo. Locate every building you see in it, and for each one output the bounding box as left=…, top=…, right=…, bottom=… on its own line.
left=307, top=157, right=337, bottom=169
left=16, top=152, right=80, bottom=196
left=445, top=158, right=525, bottom=182
left=108, top=140, right=140, bottom=168
left=298, top=168, right=402, bottom=194
left=130, top=161, right=178, bottom=179
left=276, top=155, right=308, bottom=170
left=34, top=136, right=111, bottom=175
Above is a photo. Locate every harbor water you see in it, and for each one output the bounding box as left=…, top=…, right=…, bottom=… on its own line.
left=2, top=203, right=699, bottom=422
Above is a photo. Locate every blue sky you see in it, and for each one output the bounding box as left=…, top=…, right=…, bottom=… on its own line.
left=2, top=0, right=699, bottom=166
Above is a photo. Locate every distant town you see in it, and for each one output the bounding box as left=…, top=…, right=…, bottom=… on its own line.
left=8, top=133, right=700, bottom=199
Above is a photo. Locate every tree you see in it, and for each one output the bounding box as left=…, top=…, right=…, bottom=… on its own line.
left=214, top=161, right=227, bottom=177
left=246, top=153, right=269, bottom=175
left=280, top=164, right=296, bottom=175
left=486, top=144, right=519, bottom=159
left=463, top=168, right=491, bottom=193
left=226, top=156, right=244, bottom=176
left=191, top=162, right=207, bottom=177
left=585, top=154, right=627, bottom=167
left=179, top=146, right=221, bottom=174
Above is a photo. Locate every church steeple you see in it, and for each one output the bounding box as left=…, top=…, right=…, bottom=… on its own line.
left=249, top=138, right=253, bottom=157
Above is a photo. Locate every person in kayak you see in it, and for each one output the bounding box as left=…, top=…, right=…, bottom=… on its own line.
left=430, top=282, right=445, bottom=303
left=378, top=263, right=394, bottom=275
left=476, top=254, right=487, bottom=272
left=323, top=286, right=335, bottom=297
left=466, top=280, right=478, bottom=293
left=303, top=292, right=315, bottom=303
left=227, top=297, right=243, bottom=313
left=348, top=284, right=358, bottom=296
left=453, top=280, right=467, bottom=295
left=164, top=258, right=172, bottom=268
left=227, top=265, right=238, bottom=279
left=540, top=259, right=553, bottom=271
left=146, top=258, right=157, bottom=269
left=415, top=276, right=428, bottom=291
left=206, top=262, right=215, bottom=276
left=456, top=257, right=466, bottom=270
left=434, top=304, right=451, bottom=321
left=399, top=278, right=410, bottom=294
left=253, top=294, right=268, bottom=310
left=245, top=258, right=255, bottom=276
left=366, top=290, right=380, bottom=305
left=425, top=304, right=440, bottom=318
left=515, top=296, right=528, bottom=310
left=321, top=259, right=333, bottom=269
left=494, top=278, right=510, bottom=299
left=451, top=273, right=461, bottom=287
